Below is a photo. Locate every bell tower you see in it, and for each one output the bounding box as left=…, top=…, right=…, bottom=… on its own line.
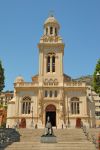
left=38, top=15, right=65, bottom=86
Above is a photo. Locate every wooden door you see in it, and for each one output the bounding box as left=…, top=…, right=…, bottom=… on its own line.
left=19, top=118, right=26, bottom=128
left=76, top=118, right=81, bottom=128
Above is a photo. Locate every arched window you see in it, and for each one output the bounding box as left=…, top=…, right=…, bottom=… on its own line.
left=45, top=90, right=48, bottom=97
left=71, top=97, right=80, bottom=114
left=47, top=56, right=50, bottom=72
left=52, top=56, right=55, bottom=72
left=50, top=91, right=52, bottom=97
left=49, top=79, right=53, bottom=85
left=22, top=97, right=31, bottom=114
left=44, top=79, right=48, bottom=85
left=50, top=27, right=53, bottom=34
left=54, top=91, right=57, bottom=97
left=54, top=79, right=58, bottom=85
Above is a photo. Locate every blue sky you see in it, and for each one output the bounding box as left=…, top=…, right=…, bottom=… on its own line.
left=0, top=0, right=100, bottom=91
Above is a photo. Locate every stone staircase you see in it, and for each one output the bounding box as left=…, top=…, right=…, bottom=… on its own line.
left=89, top=128, right=100, bottom=137
left=5, top=128, right=96, bottom=150
left=88, top=128, right=100, bottom=148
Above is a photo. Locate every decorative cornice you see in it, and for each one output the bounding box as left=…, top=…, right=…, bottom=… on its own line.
left=7, top=116, right=38, bottom=119
left=38, top=43, right=65, bottom=49
left=39, top=35, right=63, bottom=43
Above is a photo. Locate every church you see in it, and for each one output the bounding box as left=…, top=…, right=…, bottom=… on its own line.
left=6, top=15, right=95, bottom=128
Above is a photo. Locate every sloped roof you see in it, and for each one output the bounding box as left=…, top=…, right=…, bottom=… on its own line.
left=63, top=73, right=71, bottom=82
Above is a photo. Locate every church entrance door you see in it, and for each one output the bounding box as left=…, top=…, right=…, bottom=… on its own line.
left=45, top=105, right=56, bottom=127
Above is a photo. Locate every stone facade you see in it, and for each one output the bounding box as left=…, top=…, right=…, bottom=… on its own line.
left=6, top=15, right=95, bottom=128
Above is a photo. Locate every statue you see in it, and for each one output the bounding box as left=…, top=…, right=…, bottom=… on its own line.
left=41, top=116, right=57, bottom=143
left=44, top=116, right=53, bottom=135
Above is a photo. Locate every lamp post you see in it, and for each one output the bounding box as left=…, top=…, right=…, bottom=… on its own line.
left=67, top=95, right=70, bottom=127
left=67, top=106, right=70, bottom=127
left=31, top=106, right=34, bottom=127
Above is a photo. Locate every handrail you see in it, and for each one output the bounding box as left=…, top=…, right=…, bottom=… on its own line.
left=82, top=125, right=98, bottom=149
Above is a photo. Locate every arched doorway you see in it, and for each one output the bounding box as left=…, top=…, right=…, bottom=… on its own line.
left=45, top=104, right=56, bottom=126
left=76, top=118, right=81, bottom=128
left=19, top=118, right=26, bottom=128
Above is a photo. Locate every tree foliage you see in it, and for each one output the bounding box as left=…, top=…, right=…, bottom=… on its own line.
left=0, top=60, right=5, bottom=93
left=93, top=58, right=100, bottom=94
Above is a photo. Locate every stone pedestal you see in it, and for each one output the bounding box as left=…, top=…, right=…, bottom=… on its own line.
left=41, top=135, right=57, bottom=143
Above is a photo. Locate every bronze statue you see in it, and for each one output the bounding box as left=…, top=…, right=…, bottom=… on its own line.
left=41, top=116, right=56, bottom=143
left=44, top=116, right=53, bottom=135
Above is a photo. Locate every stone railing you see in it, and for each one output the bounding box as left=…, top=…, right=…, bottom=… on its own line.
left=82, top=125, right=91, bottom=141
left=82, top=125, right=99, bottom=149
left=0, top=128, right=20, bottom=149
left=14, top=82, right=38, bottom=88
left=64, top=81, right=86, bottom=87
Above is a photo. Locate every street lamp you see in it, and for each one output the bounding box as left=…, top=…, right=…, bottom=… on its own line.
left=66, top=95, right=70, bottom=128
left=67, top=106, right=70, bottom=127
left=31, top=106, right=34, bottom=127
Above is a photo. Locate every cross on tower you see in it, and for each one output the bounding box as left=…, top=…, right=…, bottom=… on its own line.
left=48, top=10, right=55, bottom=17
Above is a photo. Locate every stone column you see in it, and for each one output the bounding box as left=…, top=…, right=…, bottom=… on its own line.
left=48, top=26, right=50, bottom=35
left=38, top=89, right=43, bottom=128
left=84, top=97, right=87, bottom=116
left=39, top=52, right=43, bottom=76
left=53, top=27, right=55, bottom=36
left=60, top=53, right=63, bottom=75
left=50, top=55, right=52, bottom=73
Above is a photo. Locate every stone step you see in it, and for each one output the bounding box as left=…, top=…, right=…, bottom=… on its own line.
left=6, top=141, right=94, bottom=145
left=5, top=142, right=96, bottom=150
left=5, top=148, right=96, bottom=150
left=4, top=129, right=96, bottom=150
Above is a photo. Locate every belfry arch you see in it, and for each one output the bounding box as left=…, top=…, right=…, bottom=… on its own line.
left=45, top=104, right=56, bottom=126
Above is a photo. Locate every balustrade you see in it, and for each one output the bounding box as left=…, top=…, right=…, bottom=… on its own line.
left=64, top=81, right=86, bottom=87
left=14, top=82, right=38, bottom=87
